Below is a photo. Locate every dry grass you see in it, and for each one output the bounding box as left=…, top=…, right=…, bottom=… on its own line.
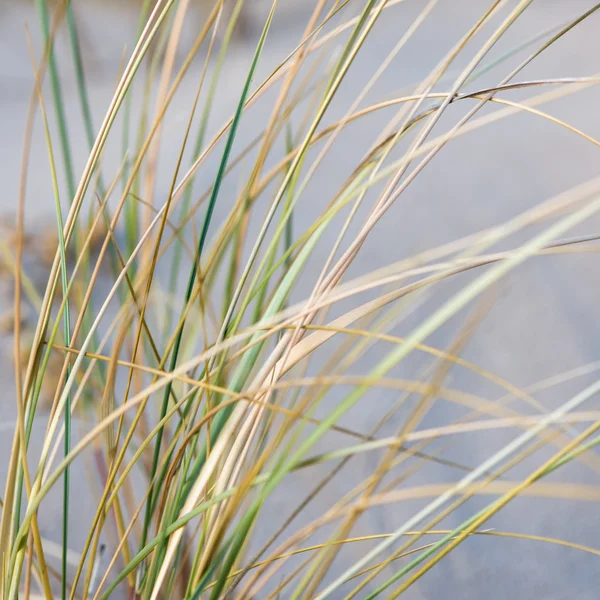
left=2, top=0, right=600, bottom=598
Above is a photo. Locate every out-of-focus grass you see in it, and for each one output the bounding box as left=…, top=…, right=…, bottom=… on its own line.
left=2, top=0, right=600, bottom=598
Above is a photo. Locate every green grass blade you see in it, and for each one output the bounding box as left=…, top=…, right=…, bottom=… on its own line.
left=137, top=0, right=278, bottom=584
left=35, top=0, right=76, bottom=200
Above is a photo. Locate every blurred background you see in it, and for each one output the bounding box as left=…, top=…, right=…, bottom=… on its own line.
left=2, top=1, right=600, bottom=598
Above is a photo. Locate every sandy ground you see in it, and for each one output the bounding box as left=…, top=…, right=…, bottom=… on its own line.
left=3, top=1, right=600, bottom=598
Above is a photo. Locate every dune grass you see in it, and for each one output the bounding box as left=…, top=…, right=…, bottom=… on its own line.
left=2, top=0, right=600, bottom=598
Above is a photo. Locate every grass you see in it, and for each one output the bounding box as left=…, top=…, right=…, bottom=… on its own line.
left=2, top=0, right=600, bottom=598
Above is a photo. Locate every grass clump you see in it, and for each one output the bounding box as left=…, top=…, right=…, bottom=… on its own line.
left=2, top=0, right=600, bottom=598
